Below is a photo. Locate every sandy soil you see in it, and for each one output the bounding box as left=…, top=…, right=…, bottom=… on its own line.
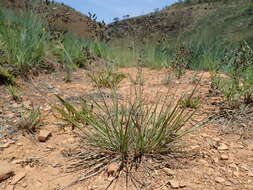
left=0, top=68, right=253, bottom=190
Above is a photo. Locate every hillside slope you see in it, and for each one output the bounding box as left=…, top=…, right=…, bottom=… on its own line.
left=1, top=0, right=98, bottom=39
left=107, top=0, right=253, bottom=44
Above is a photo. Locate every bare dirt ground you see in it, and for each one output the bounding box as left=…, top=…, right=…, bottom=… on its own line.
left=0, top=68, right=253, bottom=190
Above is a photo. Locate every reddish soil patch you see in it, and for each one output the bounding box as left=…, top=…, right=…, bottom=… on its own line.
left=0, top=68, right=253, bottom=190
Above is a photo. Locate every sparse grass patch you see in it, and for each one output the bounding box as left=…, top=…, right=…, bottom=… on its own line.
left=180, top=96, right=200, bottom=109
left=87, top=68, right=126, bottom=88
left=6, top=85, right=20, bottom=101
left=17, top=108, right=42, bottom=135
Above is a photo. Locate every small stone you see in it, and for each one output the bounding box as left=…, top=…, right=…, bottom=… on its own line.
left=0, top=162, right=14, bottom=182
left=213, top=157, right=219, bottom=163
left=47, top=85, right=54, bottom=90
left=17, top=143, right=23, bottom=146
left=106, top=163, right=119, bottom=177
left=179, top=182, right=187, bottom=188
left=233, top=171, right=240, bottom=177
left=11, top=172, right=26, bottom=185
left=0, top=143, right=10, bottom=149
left=168, top=180, right=180, bottom=189
left=163, top=168, right=176, bottom=175
left=217, top=144, right=229, bottom=151
left=37, top=130, right=52, bottom=142
left=215, top=177, right=226, bottom=183
left=220, top=154, right=229, bottom=160
left=190, top=145, right=200, bottom=150
left=229, top=163, right=238, bottom=169
left=213, top=137, right=221, bottom=142
left=22, top=183, right=28, bottom=188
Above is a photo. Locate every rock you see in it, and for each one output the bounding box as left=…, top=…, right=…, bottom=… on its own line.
left=163, top=168, right=176, bottom=175
left=0, top=143, right=10, bottom=149
left=179, top=182, right=187, bottom=188
left=190, top=145, right=200, bottom=150
left=213, top=137, right=221, bottom=142
left=217, top=144, right=229, bottom=151
left=106, top=163, right=119, bottom=177
left=168, top=180, right=180, bottom=189
left=22, top=183, right=28, bottom=188
left=233, top=171, right=240, bottom=177
left=220, top=154, right=229, bottom=160
left=0, top=162, right=14, bottom=182
left=37, top=130, right=52, bottom=142
left=17, top=143, right=23, bottom=146
left=215, top=177, right=226, bottom=183
left=11, top=172, right=26, bottom=185
left=229, top=163, right=238, bottom=169
left=47, top=85, right=54, bottom=90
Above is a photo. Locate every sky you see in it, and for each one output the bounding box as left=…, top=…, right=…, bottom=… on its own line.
left=55, top=0, right=178, bottom=23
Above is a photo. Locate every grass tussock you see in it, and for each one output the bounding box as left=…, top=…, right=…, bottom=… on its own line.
left=87, top=69, right=126, bottom=88
left=54, top=84, right=208, bottom=184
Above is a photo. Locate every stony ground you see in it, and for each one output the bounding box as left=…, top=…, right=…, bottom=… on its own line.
left=0, top=68, right=253, bottom=190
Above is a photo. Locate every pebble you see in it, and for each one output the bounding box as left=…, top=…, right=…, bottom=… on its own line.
left=220, top=154, right=229, bottom=160
left=233, top=171, right=240, bottom=177
left=163, top=168, right=176, bottom=175
left=17, top=143, right=23, bottom=146
left=37, top=130, right=52, bottom=142
left=0, top=142, right=10, bottom=149
left=215, top=177, right=226, bottom=183
left=168, top=179, right=180, bottom=189
left=217, top=144, right=229, bottom=151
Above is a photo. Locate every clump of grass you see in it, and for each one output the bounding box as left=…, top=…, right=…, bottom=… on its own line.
left=55, top=83, right=208, bottom=185
left=0, top=8, right=49, bottom=77
left=87, top=68, right=126, bottom=88
left=56, top=33, right=87, bottom=69
left=6, top=85, right=20, bottom=101
left=180, top=96, right=200, bottom=109
left=0, top=69, right=16, bottom=85
left=17, top=108, right=42, bottom=135
left=219, top=41, right=253, bottom=107
left=170, top=45, right=192, bottom=79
